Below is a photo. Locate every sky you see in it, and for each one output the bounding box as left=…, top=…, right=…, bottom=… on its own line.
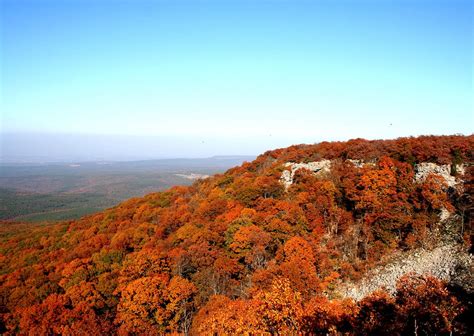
left=1, top=0, right=472, bottom=161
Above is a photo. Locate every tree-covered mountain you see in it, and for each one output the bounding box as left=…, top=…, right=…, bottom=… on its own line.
left=1, top=135, right=472, bottom=335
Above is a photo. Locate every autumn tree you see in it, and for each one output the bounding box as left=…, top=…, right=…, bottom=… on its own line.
left=395, top=274, right=461, bottom=335
left=115, top=275, right=196, bottom=334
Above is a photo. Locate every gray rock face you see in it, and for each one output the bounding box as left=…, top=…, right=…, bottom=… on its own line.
left=413, top=163, right=466, bottom=221
left=280, top=160, right=466, bottom=221
left=346, top=159, right=365, bottom=168
left=281, top=160, right=467, bottom=190
left=280, top=161, right=465, bottom=189
left=337, top=244, right=473, bottom=301
left=414, top=162, right=465, bottom=188
left=280, top=160, right=332, bottom=188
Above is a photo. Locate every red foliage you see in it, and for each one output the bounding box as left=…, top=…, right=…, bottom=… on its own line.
left=0, top=135, right=471, bottom=334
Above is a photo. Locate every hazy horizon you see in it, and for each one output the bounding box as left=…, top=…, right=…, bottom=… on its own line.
left=1, top=131, right=471, bottom=164
left=1, top=132, right=260, bottom=163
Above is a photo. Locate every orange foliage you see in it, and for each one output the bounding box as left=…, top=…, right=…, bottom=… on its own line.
left=0, top=135, right=471, bottom=334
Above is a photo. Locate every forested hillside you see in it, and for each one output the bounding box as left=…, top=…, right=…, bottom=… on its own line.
left=1, top=135, right=472, bottom=335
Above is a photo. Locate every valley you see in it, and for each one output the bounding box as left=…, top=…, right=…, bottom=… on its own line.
left=0, top=156, right=254, bottom=222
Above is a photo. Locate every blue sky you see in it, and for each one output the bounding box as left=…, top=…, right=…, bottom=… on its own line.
left=1, top=0, right=472, bottom=160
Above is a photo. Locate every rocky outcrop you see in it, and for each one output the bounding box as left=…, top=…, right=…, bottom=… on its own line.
left=413, top=163, right=466, bottom=221
left=346, top=159, right=365, bottom=168
left=281, top=161, right=466, bottom=222
left=281, top=160, right=467, bottom=190
left=333, top=162, right=470, bottom=301
left=337, top=244, right=473, bottom=301
left=281, top=160, right=466, bottom=188
left=280, top=160, right=332, bottom=188
left=414, top=162, right=465, bottom=188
